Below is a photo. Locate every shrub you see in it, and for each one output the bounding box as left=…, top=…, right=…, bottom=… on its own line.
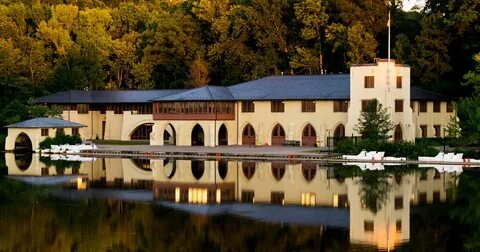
left=334, top=139, right=438, bottom=158
left=39, top=131, right=82, bottom=149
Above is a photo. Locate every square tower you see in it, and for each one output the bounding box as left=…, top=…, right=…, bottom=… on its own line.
left=345, top=59, right=414, bottom=142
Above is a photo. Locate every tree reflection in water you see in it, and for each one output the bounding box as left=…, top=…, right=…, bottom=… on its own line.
left=359, top=171, right=392, bottom=214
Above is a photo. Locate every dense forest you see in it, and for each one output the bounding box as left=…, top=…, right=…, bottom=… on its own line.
left=0, top=0, right=479, bottom=142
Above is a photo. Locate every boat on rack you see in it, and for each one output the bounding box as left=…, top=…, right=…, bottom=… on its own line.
left=418, top=152, right=480, bottom=164
left=342, top=151, right=406, bottom=162
left=40, top=142, right=98, bottom=154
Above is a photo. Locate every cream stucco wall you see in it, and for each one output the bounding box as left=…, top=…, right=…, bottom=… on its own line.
left=5, top=127, right=77, bottom=151
left=346, top=60, right=415, bottom=141
left=411, top=101, right=455, bottom=137
left=237, top=100, right=348, bottom=146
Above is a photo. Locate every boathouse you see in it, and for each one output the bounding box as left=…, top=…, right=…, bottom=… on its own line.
left=35, top=59, right=456, bottom=146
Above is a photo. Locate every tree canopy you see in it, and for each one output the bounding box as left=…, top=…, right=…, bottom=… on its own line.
left=0, top=0, right=478, bottom=139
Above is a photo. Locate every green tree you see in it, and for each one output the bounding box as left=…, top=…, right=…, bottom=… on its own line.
left=346, top=23, right=377, bottom=64
left=393, top=33, right=413, bottom=64
left=290, top=0, right=328, bottom=74
left=457, top=53, right=480, bottom=144
left=355, top=99, right=394, bottom=142
left=412, top=13, right=451, bottom=89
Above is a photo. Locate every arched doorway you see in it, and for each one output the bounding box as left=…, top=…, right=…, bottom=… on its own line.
left=130, top=123, right=153, bottom=140
left=271, top=124, right=285, bottom=146
left=132, top=159, right=151, bottom=171
left=302, top=124, right=317, bottom=147
left=218, top=160, right=228, bottom=179
left=14, top=133, right=32, bottom=152
left=163, top=124, right=176, bottom=145
left=191, top=160, right=205, bottom=180
left=218, top=124, right=228, bottom=146
left=163, top=159, right=176, bottom=179
left=302, top=162, right=317, bottom=182
left=271, top=162, right=286, bottom=181
left=242, top=162, right=256, bottom=180
left=15, top=153, right=32, bottom=170
left=333, top=124, right=345, bottom=146
left=394, top=124, right=403, bottom=142
left=191, top=124, right=205, bottom=146
left=242, top=124, right=255, bottom=145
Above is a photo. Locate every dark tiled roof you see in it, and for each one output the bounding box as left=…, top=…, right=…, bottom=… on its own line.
left=228, top=75, right=350, bottom=100
left=35, top=76, right=455, bottom=103
left=36, top=90, right=184, bottom=104
left=154, top=86, right=234, bottom=101
left=5, top=117, right=86, bottom=128
left=410, top=86, right=456, bottom=101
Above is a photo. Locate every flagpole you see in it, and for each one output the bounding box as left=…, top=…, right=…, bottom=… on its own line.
left=388, top=10, right=391, bottom=62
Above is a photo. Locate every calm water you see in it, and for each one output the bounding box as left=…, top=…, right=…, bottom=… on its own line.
left=0, top=153, right=478, bottom=251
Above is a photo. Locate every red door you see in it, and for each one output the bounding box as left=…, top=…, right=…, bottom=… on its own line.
left=302, top=124, right=317, bottom=146
left=271, top=124, right=285, bottom=146
left=242, top=124, right=256, bottom=145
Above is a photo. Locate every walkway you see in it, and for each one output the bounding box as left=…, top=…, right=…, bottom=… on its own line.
left=84, top=145, right=331, bottom=161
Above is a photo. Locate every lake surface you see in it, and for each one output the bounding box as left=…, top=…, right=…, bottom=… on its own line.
left=1, top=153, right=478, bottom=251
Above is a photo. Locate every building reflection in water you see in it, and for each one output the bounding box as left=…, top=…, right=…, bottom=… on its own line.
left=5, top=153, right=460, bottom=250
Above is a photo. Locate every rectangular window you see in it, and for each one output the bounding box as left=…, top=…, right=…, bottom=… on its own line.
left=364, top=76, right=375, bottom=88
left=433, top=101, right=441, bottom=113
left=364, top=220, right=374, bottom=232
left=396, top=220, right=402, bottom=232
left=77, top=104, right=89, bottom=114
left=72, top=128, right=79, bottom=135
left=433, top=191, right=441, bottom=203
left=395, top=99, right=404, bottom=112
left=419, top=101, right=427, bottom=112
left=419, top=192, right=427, bottom=204
left=241, top=190, right=254, bottom=203
left=334, top=100, right=348, bottom=112
left=420, top=125, right=428, bottom=138
left=361, top=100, right=372, bottom=112
left=271, top=191, right=285, bottom=204
left=41, top=128, right=49, bottom=136
left=301, top=101, right=315, bottom=112
left=242, top=101, right=255, bottom=113
left=447, top=101, right=454, bottom=112
left=434, top=125, right=441, bottom=137
left=56, top=128, right=64, bottom=135
left=395, top=196, right=403, bottom=210
left=271, top=101, right=285, bottom=113
left=396, top=76, right=402, bottom=88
